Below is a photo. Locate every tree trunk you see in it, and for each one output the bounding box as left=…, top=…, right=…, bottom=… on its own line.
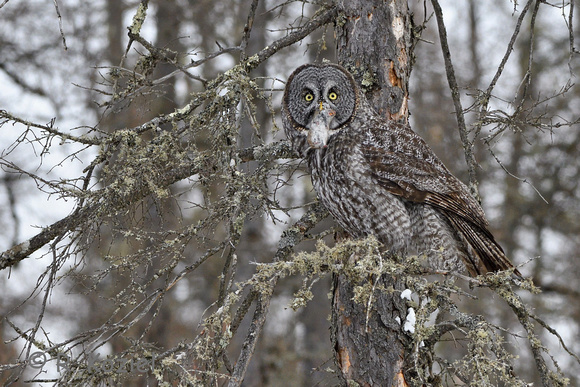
left=331, top=1, right=415, bottom=385
left=336, top=0, right=413, bottom=123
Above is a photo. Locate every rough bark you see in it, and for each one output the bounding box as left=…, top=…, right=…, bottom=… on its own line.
left=336, top=0, right=414, bottom=122
left=332, top=1, right=415, bottom=386
left=332, top=271, right=409, bottom=386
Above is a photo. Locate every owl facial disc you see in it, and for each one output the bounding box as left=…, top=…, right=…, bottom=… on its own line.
left=307, top=102, right=336, bottom=148
left=283, top=63, right=358, bottom=149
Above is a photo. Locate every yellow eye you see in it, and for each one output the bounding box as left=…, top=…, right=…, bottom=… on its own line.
left=328, top=91, right=338, bottom=100
left=304, top=93, right=314, bottom=102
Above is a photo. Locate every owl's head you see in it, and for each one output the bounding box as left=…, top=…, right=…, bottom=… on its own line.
left=282, top=64, right=358, bottom=155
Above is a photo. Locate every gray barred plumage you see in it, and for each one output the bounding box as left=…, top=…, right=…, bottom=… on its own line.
left=282, top=63, right=520, bottom=277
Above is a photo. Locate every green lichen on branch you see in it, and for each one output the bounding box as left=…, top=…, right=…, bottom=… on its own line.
left=400, top=271, right=571, bottom=386
left=4, top=2, right=579, bottom=386
left=244, top=234, right=572, bottom=386
left=129, top=1, right=148, bottom=36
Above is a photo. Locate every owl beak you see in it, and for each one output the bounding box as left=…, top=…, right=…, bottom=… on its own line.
left=307, top=103, right=336, bottom=148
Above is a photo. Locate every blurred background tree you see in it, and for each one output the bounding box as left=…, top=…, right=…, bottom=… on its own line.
left=0, top=0, right=578, bottom=385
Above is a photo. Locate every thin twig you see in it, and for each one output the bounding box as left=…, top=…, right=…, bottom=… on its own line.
left=483, top=0, right=536, bottom=103
left=530, top=311, right=580, bottom=366
left=240, top=0, right=260, bottom=61
left=51, top=0, right=67, bottom=50
left=512, top=0, right=541, bottom=117
left=472, top=0, right=535, bottom=143
left=564, top=0, right=580, bottom=73
left=0, top=110, right=100, bottom=145
left=486, top=146, right=548, bottom=204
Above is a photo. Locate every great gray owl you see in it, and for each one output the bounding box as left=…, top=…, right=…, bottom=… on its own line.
left=282, top=63, right=520, bottom=277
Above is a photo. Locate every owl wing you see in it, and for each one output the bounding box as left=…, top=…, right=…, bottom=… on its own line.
left=363, top=144, right=519, bottom=276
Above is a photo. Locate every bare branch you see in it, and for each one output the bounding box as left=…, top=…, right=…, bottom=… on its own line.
left=240, top=0, right=260, bottom=61
left=244, top=5, right=338, bottom=73
left=0, top=110, right=100, bottom=146
left=480, top=0, right=536, bottom=103
left=431, top=0, right=479, bottom=200
left=51, top=0, right=67, bottom=50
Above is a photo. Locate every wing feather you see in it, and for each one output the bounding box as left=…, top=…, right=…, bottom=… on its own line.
left=363, top=144, right=521, bottom=277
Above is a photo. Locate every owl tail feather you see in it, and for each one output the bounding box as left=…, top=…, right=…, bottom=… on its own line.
left=444, top=215, right=523, bottom=279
